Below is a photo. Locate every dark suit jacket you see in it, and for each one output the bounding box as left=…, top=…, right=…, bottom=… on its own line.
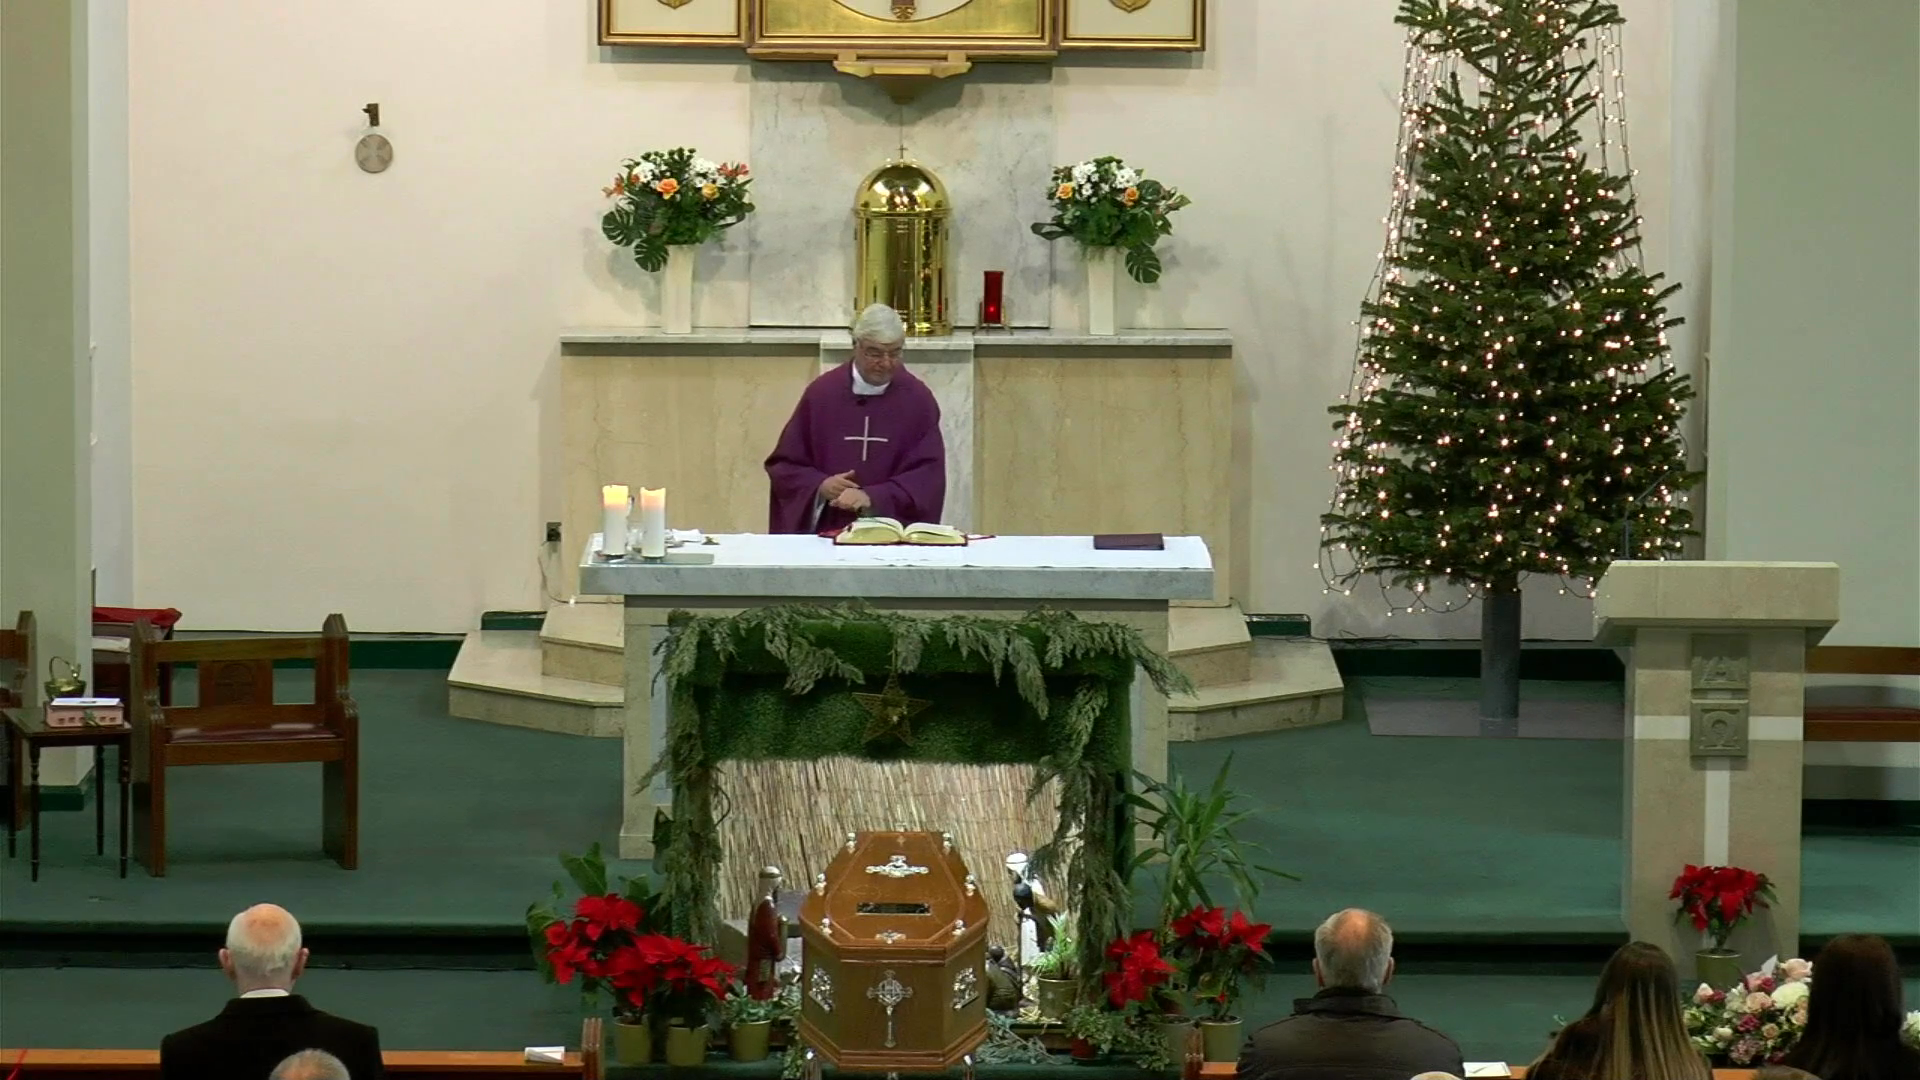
left=1238, top=987, right=1464, bottom=1080
left=160, top=994, right=384, bottom=1080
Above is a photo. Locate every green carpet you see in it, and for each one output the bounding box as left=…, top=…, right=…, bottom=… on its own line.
left=2, top=670, right=1913, bottom=938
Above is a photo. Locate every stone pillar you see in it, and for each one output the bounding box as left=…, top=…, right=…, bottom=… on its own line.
left=2, top=0, right=95, bottom=788
left=1596, top=561, right=1839, bottom=973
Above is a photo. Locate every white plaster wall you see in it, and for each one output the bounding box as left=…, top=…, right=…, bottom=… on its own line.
left=1706, top=0, right=1920, bottom=647
left=127, top=0, right=1679, bottom=635
left=90, top=0, right=133, bottom=604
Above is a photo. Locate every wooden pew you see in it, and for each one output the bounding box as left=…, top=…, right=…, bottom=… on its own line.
left=2, top=1018, right=601, bottom=1080
left=1805, top=645, right=1920, bottom=742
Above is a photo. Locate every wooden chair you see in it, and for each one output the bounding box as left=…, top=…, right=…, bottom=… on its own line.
left=1805, top=645, right=1920, bottom=742
left=130, top=614, right=359, bottom=876
left=2, top=611, right=37, bottom=831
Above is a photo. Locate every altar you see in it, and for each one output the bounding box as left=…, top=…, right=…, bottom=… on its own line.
left=577, top=532, right=1213, bottom=860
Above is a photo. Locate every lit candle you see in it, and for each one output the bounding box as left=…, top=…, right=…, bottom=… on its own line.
left=981, top=270, right=1005, bottom=327
left=638, top=487, right=666, bottom=558
left=601, top=485, right=630, bottom=558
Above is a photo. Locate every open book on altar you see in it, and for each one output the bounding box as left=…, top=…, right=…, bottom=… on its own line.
left=832, top=517, right=968, bottom=546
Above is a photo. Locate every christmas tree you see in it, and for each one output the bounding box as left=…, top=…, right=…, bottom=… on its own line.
left=1321, top=0, right=1697, bottom=723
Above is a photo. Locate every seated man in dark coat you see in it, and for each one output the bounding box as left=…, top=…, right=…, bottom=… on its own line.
left=1238, top=908, right=1463, bottom=1080
left=160, top=904, right=384, bottom=1080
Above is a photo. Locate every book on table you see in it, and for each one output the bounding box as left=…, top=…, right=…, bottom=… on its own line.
left=833, top=517, right=967, bottom=546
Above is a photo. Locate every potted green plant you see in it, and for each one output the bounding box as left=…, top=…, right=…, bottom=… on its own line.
left=721, top=978, right=796, bottom=1062
left=526, top=844, right=675, bottom=1065
left=1026, top=914, right=1080, bottom=1021
left=1170, top=905, right=1273, bottom=1063
left=1128, top=754, right=1296, bottom=929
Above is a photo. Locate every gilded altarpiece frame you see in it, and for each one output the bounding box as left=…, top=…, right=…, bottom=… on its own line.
left=1060, top=0, right=1204, bottom=50
left=601, top=0, right=748, bottom=46
left=751, top=0, right=1056, bottom=55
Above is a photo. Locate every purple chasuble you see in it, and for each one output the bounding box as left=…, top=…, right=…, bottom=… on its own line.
left=765, top=362, right=945, bottom=534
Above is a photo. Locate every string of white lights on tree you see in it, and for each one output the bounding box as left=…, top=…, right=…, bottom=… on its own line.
left=1318, top=0, right=1698, bottom=619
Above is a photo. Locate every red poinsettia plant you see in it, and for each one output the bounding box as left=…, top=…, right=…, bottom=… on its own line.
left=1102, top=930, right=1182, bottom=1014
left=1169, top=904, right=1273, bottom=1022
left=1670, top=864, right=1776, bottom=949
left=530, top=843, right=736, bottom=1026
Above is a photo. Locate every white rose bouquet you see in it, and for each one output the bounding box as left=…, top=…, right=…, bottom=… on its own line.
left=1904, top=1010, right=1920, bottom=1049
left=1682, top=957, right=1811, bottom=1066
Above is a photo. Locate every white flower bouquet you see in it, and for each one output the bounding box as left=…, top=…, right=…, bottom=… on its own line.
left=1683, top=956, right=1812, bottom=1066
left=1031, top=156, right=1190, bottom=283
left=1905, top=1010, right=1920, bottom=1049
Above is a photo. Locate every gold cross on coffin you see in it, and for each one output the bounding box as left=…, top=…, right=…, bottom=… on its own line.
left=854, top=674, right=931, bottom=747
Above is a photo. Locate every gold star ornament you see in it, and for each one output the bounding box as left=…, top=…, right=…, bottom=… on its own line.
left=853, top=674, right=932, bottom=747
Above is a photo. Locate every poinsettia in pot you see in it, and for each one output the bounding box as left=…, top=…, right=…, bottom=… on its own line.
left=601, top=147, right=754, bottom=334
left=527, top=843, right=673, bottom=1065
left=1030, top=156, right=1190, bottom=336
left=1170, top=905, right=1273, bottom=1064
left=626, top=933, right=736, bottom=1066
left=1101, top=929, right=1192, bottom=1073
left=1670, top=863, right=1776, bottom=990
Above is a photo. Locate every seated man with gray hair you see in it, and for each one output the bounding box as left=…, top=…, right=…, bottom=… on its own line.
left=765, top=303, right=946, bottom=534
left=160, top=903, right=384, bottom=1080
left=270, top=1050, right=352, bottom=1080
left=1237, top=909, right=1462, bottom=1080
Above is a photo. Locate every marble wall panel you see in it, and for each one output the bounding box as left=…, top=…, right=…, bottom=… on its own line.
left=748, top=66, right=1054, bottom=328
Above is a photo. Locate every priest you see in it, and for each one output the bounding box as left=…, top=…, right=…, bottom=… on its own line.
left=765, top=304, right=945, bottom=534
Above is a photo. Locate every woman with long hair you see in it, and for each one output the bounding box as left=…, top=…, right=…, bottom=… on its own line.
left=1784, top=934, right=1920, bottom=1080
left=1529, top=941, right=1710, bottom=1080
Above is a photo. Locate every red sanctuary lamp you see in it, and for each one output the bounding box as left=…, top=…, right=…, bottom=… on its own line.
left=978, top=270, right=1007, bottom=329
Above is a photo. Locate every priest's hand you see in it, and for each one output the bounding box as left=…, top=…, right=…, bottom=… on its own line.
left=819, top=470, right=860, bottom=500
left=831, top=487, right=872, bottom=513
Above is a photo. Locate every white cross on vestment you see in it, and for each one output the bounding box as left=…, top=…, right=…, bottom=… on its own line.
left=844, top=416, right=889, bottom=462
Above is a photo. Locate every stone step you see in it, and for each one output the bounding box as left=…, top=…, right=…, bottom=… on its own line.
left=1167, top=604, right=1252, bottom=688
left=447, top=630, right=623, bottom=738
left=1168, top=638, right=1345, bottom=742
left=540, top=601, right=624, bottom=686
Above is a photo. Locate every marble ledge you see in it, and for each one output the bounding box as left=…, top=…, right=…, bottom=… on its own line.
left=561, top=326, right=1234, bottom=357
left=583, top=563, right=1213, bottom=602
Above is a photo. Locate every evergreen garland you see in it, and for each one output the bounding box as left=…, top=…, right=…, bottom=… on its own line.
left=643, top=602, right=1192, bottom=965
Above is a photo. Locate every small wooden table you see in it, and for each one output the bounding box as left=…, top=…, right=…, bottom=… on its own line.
left=3, top=707, right=131, bottom=881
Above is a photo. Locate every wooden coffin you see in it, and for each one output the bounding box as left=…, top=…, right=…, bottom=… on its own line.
left=798, top=829, right=990, bottom=1073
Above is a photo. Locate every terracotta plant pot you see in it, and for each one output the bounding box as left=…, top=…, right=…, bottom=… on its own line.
left=1035, top=977, right=1078, bottom=1021
left=1696, top=948, right=1743, bottom=992
left=728, top=1019, right=773, bottom=1063
left=1199, top=1018, right=1242, bottom=1064
left=612, top=1019, right=653, bottom=1065
left=663, top=1022, right=709, bottom=1066
left=1069, top=1036, right=1101, bottom=1062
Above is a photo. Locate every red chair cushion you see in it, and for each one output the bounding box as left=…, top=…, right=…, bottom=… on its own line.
left=95, top=606, right=184, bottom=630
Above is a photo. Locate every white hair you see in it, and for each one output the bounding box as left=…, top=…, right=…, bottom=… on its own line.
left=852, top=303, right=906, bottom=346
left=270, top=1050, right=350, bottom=1080
left=226, top=903, right=303, bottom=989
left=1313, top=908, right=1394, bottom=993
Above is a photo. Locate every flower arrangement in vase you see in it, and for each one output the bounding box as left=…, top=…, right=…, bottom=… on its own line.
left=1670, top=863, right=1775, bottom=988
left=600, top=147, right=753, bottom=333
left=1030, top=155, right=1190, bottom=335
left=1169, top=904, right=1273, bottom=1063
left=1683, top=957, right=1812, bottom=1066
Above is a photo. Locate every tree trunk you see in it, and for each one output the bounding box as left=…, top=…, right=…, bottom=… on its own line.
left=1480, top=582, right=1522, bottom=729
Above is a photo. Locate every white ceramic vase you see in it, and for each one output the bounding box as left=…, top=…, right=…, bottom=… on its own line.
left=1085, top=246, right=1118, bottom=336
left=662, top=244, right=695, bottom=335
